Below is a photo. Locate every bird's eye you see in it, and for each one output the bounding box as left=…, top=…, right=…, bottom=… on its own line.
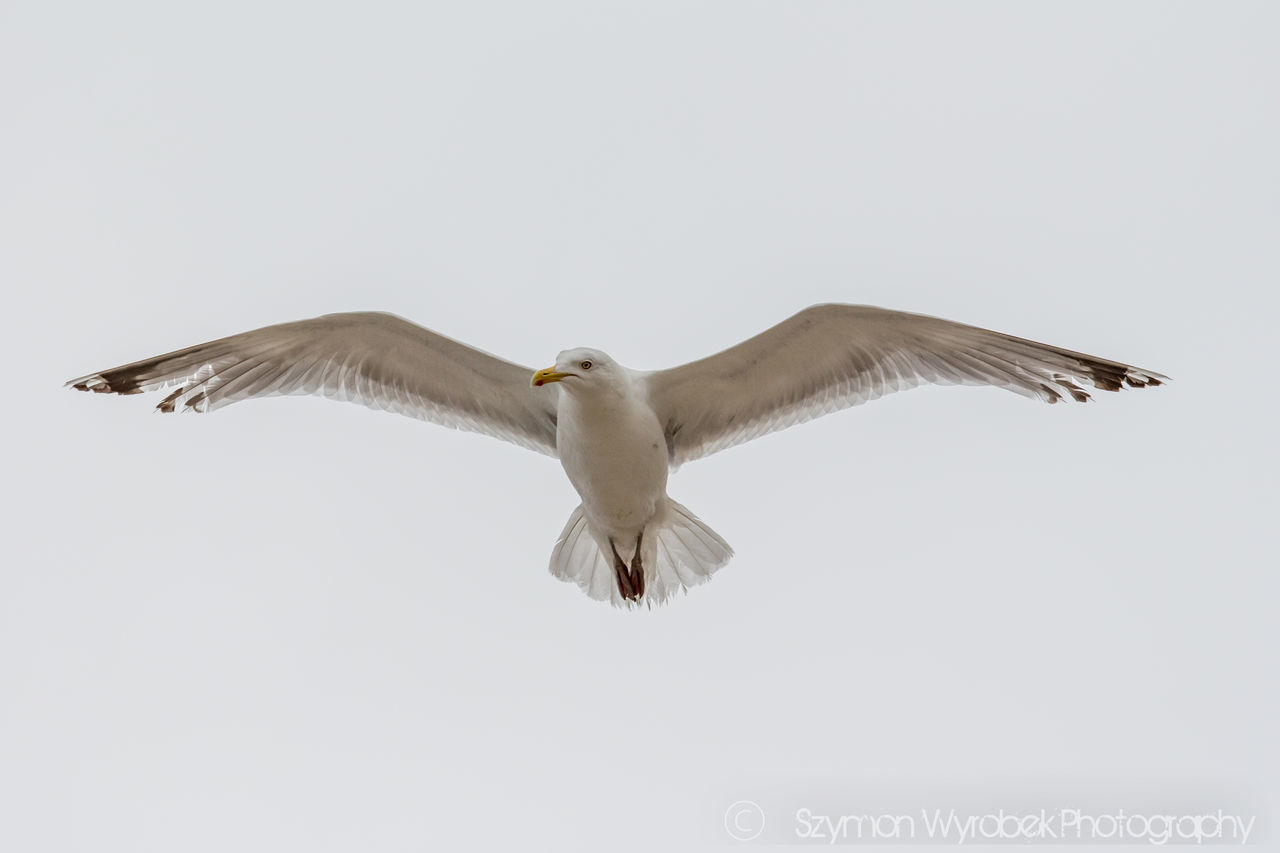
left=580, top=360, right=592, bottom=370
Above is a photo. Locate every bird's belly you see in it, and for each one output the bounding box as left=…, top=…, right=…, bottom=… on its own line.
left=559, top=408, right=668, bottom=536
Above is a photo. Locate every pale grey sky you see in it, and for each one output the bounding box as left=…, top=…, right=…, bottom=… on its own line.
left=2, top=1, right=1276, bottom=850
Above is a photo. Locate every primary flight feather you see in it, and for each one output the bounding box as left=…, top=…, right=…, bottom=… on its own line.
left=68, top=304, right=1166, bottom=606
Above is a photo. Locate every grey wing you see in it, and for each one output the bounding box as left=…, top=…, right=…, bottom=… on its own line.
left=67, top=311, right=560, bottom=456
left=644, top=304, right=1167, bottom=467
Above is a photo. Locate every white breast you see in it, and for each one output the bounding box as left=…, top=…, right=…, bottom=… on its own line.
left=556, top=383, right=669, bottom=540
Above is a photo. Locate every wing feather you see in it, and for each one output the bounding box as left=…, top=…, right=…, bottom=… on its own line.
left=67, top=312, right=560, bottom=456
left=645, top=304, right=1166, bottom=467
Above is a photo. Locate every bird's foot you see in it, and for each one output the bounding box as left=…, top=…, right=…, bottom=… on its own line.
left=630, top=531, right=646, bottom=601
left=610, top=536, right=645, bottom=604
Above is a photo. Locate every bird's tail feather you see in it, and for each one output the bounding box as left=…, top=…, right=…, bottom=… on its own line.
left=548, top=499, right=732, bottom=608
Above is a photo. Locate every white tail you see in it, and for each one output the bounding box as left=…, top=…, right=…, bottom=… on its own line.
left=548, top=498, right=733, bottom=607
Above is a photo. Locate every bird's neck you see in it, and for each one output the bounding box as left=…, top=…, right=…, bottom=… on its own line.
left=561, top=373, right=650, bottom=422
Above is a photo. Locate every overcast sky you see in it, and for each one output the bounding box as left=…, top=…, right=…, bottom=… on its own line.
left=2, top=1, right=1277, bottom=850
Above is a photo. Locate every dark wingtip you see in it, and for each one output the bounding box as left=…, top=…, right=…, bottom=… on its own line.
left=1125, top=372, right=1167, bottom=389
left=1083, top=358, right=1168, bottom=395
left=71, top=372, right=205, bottom=413
left=66, top=371, right=145, bottom=395
left=67, top=375, right=117, bottom=393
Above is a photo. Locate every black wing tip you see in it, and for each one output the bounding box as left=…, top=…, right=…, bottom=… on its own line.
left=1081, top=362, right=1168, bottom=398
left=1130, top=371, right=1167, bottom=388
left=66, top=371, right=191, bottom=411
left=66, top=373, right=141, bottom=394
left=1038, top=364, right=1167, bottom=404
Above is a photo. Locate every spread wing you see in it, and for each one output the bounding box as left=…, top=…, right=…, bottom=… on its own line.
left=67, top=312, right=560, bottom=456
left=645, top=304, right=1166, bottom=467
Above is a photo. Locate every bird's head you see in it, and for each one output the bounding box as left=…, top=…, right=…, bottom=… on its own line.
left=532, top=348, right=615, bottom=392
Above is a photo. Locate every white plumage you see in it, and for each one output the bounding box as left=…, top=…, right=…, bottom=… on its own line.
left=68, top=304, right=1166, bottom=607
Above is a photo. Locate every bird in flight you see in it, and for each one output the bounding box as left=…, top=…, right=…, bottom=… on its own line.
left=68, top=304, right=1165, bottom=607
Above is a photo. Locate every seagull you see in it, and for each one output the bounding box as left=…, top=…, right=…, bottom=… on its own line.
left=67, top=304, right=1166, bottom=607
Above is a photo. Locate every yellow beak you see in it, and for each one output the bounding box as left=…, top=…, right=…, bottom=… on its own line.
left=532, top=367, right=570, bottom=387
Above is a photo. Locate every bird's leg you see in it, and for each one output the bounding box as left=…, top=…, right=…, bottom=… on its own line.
left=609, top=538, right=639, bottom=602
left=631, top=530, right=646, bottom=601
